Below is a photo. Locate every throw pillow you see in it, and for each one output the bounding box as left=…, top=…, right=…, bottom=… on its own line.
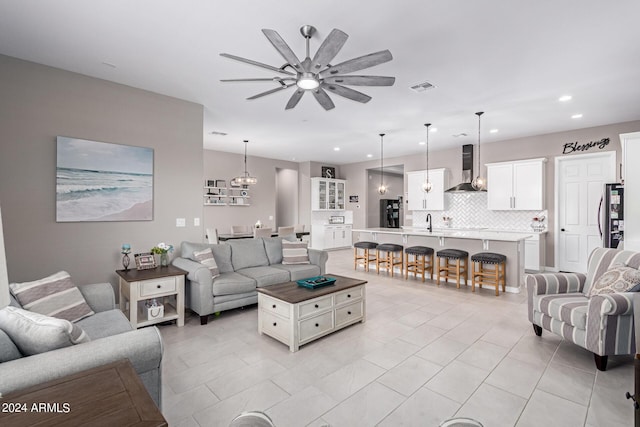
left=282, top=241, right=310, bottom=265
left=9, top=271, right=95, bottom=322
left=193, top=248, right=220, bottom=278
left=0, top=306, right=90, bottom=356
left=587, top=265, right=640, bottom=297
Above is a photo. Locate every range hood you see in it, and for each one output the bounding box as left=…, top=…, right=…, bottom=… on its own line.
left=445, top=144, right=486, bottom=192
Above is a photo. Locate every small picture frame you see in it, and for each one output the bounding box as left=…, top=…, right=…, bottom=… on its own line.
left=215, top=179, right=226, bottom=188
left=206, top=180, right=216, bottom=187
left=349, top=195, right=359, bottom=203
left=135, top=252, right=157, bottom=270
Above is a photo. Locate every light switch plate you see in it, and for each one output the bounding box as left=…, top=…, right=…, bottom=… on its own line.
left=194, top=218, right=200, bottom=226
left=176, top=218, right=186, bottom=227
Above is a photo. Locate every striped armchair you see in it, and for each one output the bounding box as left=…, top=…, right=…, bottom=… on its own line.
left=527, top=247, right=640, bottom=371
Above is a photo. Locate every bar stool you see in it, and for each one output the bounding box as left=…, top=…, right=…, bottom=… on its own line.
left=376, top=243, right=404, bottom=277
left=404, top=246, right=434, bottom=282
left=471, top=252, right=507, bottom=296
left=354, top=241, right=378, bottom=272
left=436, top=249, right=469, bottom=288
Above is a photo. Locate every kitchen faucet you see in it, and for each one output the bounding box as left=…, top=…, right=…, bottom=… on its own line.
left=426, top=213, right=432, bottom=233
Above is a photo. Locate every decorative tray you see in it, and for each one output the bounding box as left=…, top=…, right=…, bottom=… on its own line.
left=296, top=276, right=336, bottom=289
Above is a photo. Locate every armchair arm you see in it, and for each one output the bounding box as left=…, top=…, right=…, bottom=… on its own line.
left=171, top=257, right=214, bottom=315
left=586, top=292, right=636, bottom=355
left=79, top=282, right=116, bottom=313
left=526, top=272, right=586, bottom=323
left=308, top=249, right=328, bottom=275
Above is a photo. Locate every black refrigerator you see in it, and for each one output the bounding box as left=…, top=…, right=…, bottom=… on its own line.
left=380, top=199, right=400, bottom=228
left=599, top=183, right=624, bottom=248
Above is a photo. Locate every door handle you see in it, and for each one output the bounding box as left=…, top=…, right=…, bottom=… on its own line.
left=561, top=228, right=566, bottom=232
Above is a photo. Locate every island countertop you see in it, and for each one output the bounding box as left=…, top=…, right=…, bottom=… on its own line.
left=352, top=227, right=532, bottom=242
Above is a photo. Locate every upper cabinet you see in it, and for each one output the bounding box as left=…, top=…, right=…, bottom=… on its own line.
left=407, top=168, right=448, bottom=211
left=312, top=178, right=346, bottom=211
left=487, top=158, right=546, bottom=210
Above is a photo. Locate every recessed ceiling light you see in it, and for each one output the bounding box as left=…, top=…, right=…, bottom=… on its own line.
left=418, top=141, right=426, bottom=145
left=101, top=61, right=117, bottom=69
left=572, top=113, right=583, bottom=119
left=430, top=128, right=438, bottom=132
left=490, top=129, right=499, bottom=133
left=334, top=147, right=340, bottom=151
left=210, top=131, right=228, bottom=136
left=367, top=154, right=373, bottom=158
left=559, top=95, right=572, bottom=102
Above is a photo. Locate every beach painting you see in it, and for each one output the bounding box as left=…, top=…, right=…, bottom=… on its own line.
left=56, top=137, right=153, bottom=222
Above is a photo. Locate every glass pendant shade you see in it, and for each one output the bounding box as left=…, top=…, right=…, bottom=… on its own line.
left=378, top=184, right=388, bottom=195
left=233, top=140, right=258, bottom=186
left=471, top=112, right=486, bottom=190
left=423, top=123, right=432, bottom=193
left=422, top=180, right=433, bottom=192
left=378, top=133, right=387, bottom=195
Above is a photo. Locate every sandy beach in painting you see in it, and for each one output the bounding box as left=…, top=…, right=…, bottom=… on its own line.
left=96, top=200, right=153, bottom=221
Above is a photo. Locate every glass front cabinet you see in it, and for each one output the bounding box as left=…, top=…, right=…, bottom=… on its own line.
left=312, top=178, right=346, bottom=211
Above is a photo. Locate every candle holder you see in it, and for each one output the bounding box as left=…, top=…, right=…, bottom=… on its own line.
left=121, top=244, right=132, bottom=271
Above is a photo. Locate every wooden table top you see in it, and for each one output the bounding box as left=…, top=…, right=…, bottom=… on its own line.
left=116, top=264, right=187, bottom=281
left=257, top=274, right=367, bottom=304
left=0, top=359, right=167, bottom=427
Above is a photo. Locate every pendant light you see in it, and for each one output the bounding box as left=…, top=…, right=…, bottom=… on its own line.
left=422, top=123, right=433, bottom=192
left=232, top=140, right=258, bottom=187
left=377, top=133, right=387, bottom=195
left=471, top=112, right=486, bottom=190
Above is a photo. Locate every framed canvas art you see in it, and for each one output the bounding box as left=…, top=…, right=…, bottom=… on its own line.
left=56, top=137, right=153, bottom=222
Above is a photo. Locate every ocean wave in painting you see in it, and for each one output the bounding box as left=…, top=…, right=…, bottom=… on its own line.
left=56, top=167, right=152, bottom=221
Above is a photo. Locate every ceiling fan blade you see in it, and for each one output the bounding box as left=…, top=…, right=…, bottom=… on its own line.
left=312, top=87, right=335, bottom=110
left=285, top=89, right=305, bottom=110
left=220, top=53, right=295, bottom=76
left=323, top=83, right=371, bottom=103
left=247, top=83, right=295, bottom=100
left=320, top=50, right=393, bottom=78
left=311, top=29, right=348, bottom=71
left=323, top=75, right=395, bottom=86
left=262, top=29, right=304, bottom=73
left=221, top=78, right=295, bottom=83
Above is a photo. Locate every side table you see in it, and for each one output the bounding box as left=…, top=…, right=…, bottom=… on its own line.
left=117, top=265, right=186, bottom=328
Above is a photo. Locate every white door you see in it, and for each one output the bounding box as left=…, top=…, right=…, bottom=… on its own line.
left=556, top=152, right=616, bottom=273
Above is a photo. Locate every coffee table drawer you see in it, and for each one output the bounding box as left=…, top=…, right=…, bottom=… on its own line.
left=335, top=285, right=363, bottom=305
left=260, top=295, right=290, bottom=319
left=260, top=311, right=290, bottom=343
left=299, top=311, right=334, bottom=343
left=139, top=277, right=177, bottom=298
left=298, top=295, right=332, bottom=318
left=335, top=300, right=363, bottom=328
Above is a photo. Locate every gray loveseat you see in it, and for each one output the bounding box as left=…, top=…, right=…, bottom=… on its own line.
left=0, top=282, right=164, bottom=408
left=172, top=236, right=329, bottom=325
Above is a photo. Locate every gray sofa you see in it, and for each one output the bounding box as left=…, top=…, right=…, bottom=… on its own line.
left=173, top=236, right=329, bottom=325
left=0, top=282, right=163, bottom=408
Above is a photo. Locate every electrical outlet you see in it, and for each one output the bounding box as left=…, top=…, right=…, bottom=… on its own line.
left=194, top=218, right=200, bottom=226
left=268, top=215, right=273, bottom=220
left=176, top=218, right=186, bottom=227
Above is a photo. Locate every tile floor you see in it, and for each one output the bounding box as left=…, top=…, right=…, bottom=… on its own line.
left=158, top=249, right=634, bottom=427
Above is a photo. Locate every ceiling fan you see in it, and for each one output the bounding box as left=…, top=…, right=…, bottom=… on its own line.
left=220, top=25, right=395, bottom=110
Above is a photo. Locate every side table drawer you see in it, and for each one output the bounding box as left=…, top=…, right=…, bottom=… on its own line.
left=298, top=295, right=332, bottom=319
left=335, top=286, right=363, bottom=306
left=335, top=300, right=363, bottom=328
left=139, top=277, right=177, bottom=298
left=260, top=310, right=290, bottom=344
left=299, top=311, right=334, bottom=343
left=260, top=295, right=290, bottom=319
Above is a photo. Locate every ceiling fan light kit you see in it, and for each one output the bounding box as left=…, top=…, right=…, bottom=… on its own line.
left=221, top=25, right=395, bottom=110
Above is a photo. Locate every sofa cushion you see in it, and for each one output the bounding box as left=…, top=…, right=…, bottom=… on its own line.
left=0, top=329, right=22, bottom=362
left=282, top=241, right=310, bottom=265
left=272, top=264, right=321, bottom=281
left=76, top=310, right=133, bottom=340
left=0, top=306, right=90, bottom=356
left=586, top=265, right=640, bottom=297
left=533, top=293, right=589, bottom=330
left=9, top=271, right=95, bottom=322
left=263, top=236, right=284, bottom=265
left=181, top=242, right=233, bottom=273
left=228, top=239, right=269, bottom=270
left=236, top=266, right=290, bottom=288
left=211, top=272, right=257, bottom=296
left=193, top=248, right=220, bottom=278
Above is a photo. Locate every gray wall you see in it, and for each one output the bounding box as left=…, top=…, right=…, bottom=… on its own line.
left=0, top=55, right=204, bottom=292
left=366, top=170, right=404, bottom=227
left=341, top=120, right=640, bottom=267
left=276, top=168, right=298, bottom=228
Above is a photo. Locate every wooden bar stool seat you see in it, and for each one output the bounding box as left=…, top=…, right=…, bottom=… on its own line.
left=471, top=252, right=507, bottom=296
left=376, top=243, right=404, bottom=277
left=354, top=241, right=378, bottom=272
left=436, top=249, right=469, bottom=288
left=404, top=246, right=434, bottom=282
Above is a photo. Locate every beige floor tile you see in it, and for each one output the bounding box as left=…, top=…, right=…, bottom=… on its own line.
left=205, top=357, right=287, bottom=400
left=537, top=361, right=596, bottom=406
left=425, top=360, right=489, bottom=403
left=377, top=387, right=460, bottom=426
left=485, top=356, right=546, bottom=399
left=398, top=322, right=447, bottom=347
left=414, top=336, right=469, bottom=366
left=317, top=358, right=386, bottom=401
left=455, top=383, right=527, bottom=427
left=163, top=385, right=219, bottom=426
left=266, top=386, right=338, bottom=427
left=508, top=334, right=561, bottom=367
left=516, top=389, right=587, bottom=427
left=165, top=353, right=247, bottom=394
left=377, top=355, right=442, bottom=396
left=456, top=339, right=510, bottom=371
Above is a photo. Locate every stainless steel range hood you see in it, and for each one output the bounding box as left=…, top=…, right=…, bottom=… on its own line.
left=445, top=144, right=486, bottom=192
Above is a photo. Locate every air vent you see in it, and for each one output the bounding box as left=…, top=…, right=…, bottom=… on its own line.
left=209, top=131, right=228, bottom=136
left=453, top=133, right=468, bottom=138
left=409, top=81, right=435, bottom=93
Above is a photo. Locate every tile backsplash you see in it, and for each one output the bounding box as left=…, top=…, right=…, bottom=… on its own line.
left=410, top=192, right=546, bottom=231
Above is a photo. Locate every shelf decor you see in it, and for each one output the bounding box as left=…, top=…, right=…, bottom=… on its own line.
left=121, top=243, right=131, bottom=271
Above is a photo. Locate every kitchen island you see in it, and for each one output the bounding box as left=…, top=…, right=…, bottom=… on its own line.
left=352, top=227, right=531, bottom=292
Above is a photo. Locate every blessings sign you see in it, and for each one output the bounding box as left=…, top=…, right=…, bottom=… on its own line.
left=562, top=137, right=610, bottom=154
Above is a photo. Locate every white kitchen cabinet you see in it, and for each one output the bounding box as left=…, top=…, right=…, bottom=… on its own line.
left=311, top=178, right=346, bottom=211
left=406, top=168, right=448, bottom=211
left=487, top=159, right=546, bottom=210
left=621, top=132, right=640, bottom=251
left=524, top=233, right=546, bottom=272
left=311, top=224, right=352, bottom=250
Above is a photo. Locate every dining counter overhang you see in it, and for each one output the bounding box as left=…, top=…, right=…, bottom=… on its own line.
left=352, top=227, right=532, bottom=293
